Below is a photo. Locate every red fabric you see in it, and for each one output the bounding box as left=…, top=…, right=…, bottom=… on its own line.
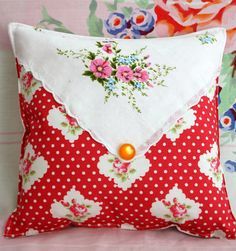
left=4, top=63, right=236, bottom=239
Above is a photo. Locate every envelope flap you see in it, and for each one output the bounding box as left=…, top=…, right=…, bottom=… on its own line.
left=9, top=23, right=226, bottom=160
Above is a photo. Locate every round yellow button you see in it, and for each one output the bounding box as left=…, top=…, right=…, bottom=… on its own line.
left=118, top=143, right=136, bottom=161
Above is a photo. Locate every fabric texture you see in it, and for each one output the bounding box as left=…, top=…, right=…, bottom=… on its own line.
left=9, top=23, right=225, bottom=158
left=0, top=0, right=235, bottom=244
left=4, top=24, right=236, bottom=239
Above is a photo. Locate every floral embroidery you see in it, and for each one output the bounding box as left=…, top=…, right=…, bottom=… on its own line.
left=197, top=32, right=217, bottom=45
left=150, top=185, right=202, bottom=224
left=47, top=106, right=83, bottom=143
left=18, top=64, right=42, bottom=102
left=97, top=153, right=150, bottom=190
left=20, top=143, right=48, bottom=192
left=198, top=142, right=223, bottom=189
left=165, top=109, right=196, bottom=141
left=57, top=42, right=175, bottom=113
left=50, top=188, right=102, bottom=223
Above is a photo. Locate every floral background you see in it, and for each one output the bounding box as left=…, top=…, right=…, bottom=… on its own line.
left=0, top=0, right=235, bottom=226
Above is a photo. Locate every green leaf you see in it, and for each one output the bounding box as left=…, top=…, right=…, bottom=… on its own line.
left=41, top=6, right=63, bottom=26
left=30, top=170, right=36, bottom=176
left=111, top=62, right=117, bottom=69
left=61, top=122, right=68, bottom=127
left=88, top=52, right=96, bottom=60
left=219, top=53, right=236, bottom=116
left=121, top=7, right=133, bottom=18
left=87, top=0, right=104, bottom=37
left=83, top=70, right=93, bottom=77
left=54, top=27, right=73, bottom=34
left=97, top=78, right=105, bottom=85
left=164, top=214, right=171, bottom=218
left=129, top=169, right=136, bottom=174
left=108, top=159, right=114, bottom=163
left=105, top=2, right=117, bottom=11
left=135, top=0, right=154, bottom=9
left=147, top=3, right=155, bottom=9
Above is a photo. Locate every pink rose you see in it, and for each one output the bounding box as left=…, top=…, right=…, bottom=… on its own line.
left=133, top=67, right=149, bottom=82
left=69, top=199, right=88, bottom=217
left=65, top=114, right=78, bottom=127
left=21, top=153, right=36, bottom=175
left=89, top=58, right=112, bottom=79
left=169, top=198, right=187, bottom=218
left=116, top=66, right=133, bottom=82
left=102, top=44, right=113, bottom=54
left=113, top=158, right=130, bottom=173
left=22, top=72, right=33, bottom=89
left=210, top=157, right=220, bottom=172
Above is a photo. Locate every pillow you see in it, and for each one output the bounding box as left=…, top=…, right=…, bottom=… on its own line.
left=5, top=22, right=236, bottom=239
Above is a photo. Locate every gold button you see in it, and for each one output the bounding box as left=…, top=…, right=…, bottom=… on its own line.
left=118, top=143, right=136, bottom=161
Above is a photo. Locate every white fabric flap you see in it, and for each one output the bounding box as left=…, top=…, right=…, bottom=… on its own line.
left=8, top=23, right=226, bottom=159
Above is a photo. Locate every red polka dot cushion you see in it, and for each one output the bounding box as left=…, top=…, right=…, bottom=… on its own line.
left=5, top=23, right=236, bottom=239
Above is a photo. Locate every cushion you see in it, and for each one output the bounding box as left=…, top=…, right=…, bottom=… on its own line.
left=4, top=22, right=236, bottom=239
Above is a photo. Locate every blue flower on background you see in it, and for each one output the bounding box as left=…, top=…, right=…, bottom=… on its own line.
left=106, top=78, right=116, bottom=91
left=134, top=82, right=142, bottom=89
left=219, top=109, right=236, bottom=131
left=118, top=28, right=141, bottom=39
left=105, top=12, right=127, bottom=36
left=224, top=160, right=236, bottom=172
left=200, top=36, right=214, bottom=44
left=117, top=55, right=138, bottom=65
left=130, top=9, right=155, bottom=35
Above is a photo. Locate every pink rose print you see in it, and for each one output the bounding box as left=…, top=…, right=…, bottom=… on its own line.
left=151, top=185, right=201, bottom=224
left=89, top=58, right=112, bottom=78
left=113, top=158, right=130, bottom=174
left=61, top=199, right=88, bottom=217
left=20, top=143, right=48, bottom=192
left=102, top=43, right=113, bottom=54
left=198, top=143, right=223, bottom=189
left=58, top=106, right=79, bottom=127
left=210, top=157, right=220, bottom=173
left=22, top=72, right=34, bottom=89
left=163, top=198, right=188, bottom=219
left=133, top=67, right=149, bottom=82
left=116, top=66, right=133, bottom=82
left=51, top=188, right=102, bottom=223
left=21, top=153, right=37, bottom=175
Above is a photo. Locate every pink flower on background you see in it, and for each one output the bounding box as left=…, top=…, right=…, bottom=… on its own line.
left=90, top=58, right=112, bottom=78
left=170, top=198, right=187, bottom=218
left=210, top=157, right=220, bottom=173
left=22, top=72, right=34, bottom=89
left=113, top=158, right=130, bottom=173
left=21, top=153, right=36, bottom=175
left=133, top=67, right=149, bottom=82
left=58, top=106, right=78, bottom=127
left=69, top=199, right=88, bottom=217
left=116, top=66, right=133, bottom=82
left=102, top=44, right=113, bottom=54
left=65, top=114, right=78, bottom=127
left=163, top=198, right=188, bottom=218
